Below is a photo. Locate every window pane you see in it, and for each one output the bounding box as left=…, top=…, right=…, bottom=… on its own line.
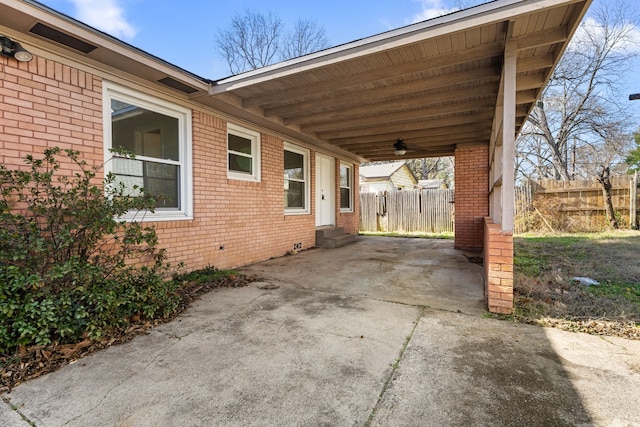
left=113, top=157, right=143, bottom=176
left=111, top=100, right=179, bottom=161
left=284, top=150, right=304, bottom=180
left=285, top=181, right=305, bottom=208
left=340, top=165, right=350, bottom=187
left=228, top=133, right=252, bottom=154
left=340, top=188, right=351, bottom=209
left=229, top=153, right=253, bottom=174
left=144, top=162, right=179, bottom=208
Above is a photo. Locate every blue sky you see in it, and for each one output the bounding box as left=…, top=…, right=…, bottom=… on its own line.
left=36, top=0, right=640, bottom=118
left=35, top=0, right=482, bottom=78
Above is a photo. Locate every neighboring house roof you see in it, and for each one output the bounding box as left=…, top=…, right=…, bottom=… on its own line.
left=418, top=179, right=447, bottom=189
left=359, top=162, right=408, bottom=180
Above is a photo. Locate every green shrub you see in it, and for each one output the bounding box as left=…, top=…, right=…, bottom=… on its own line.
left=0, top=147, right=180, bottom=353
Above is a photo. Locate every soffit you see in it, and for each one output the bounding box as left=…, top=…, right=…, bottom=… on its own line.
left=207, top=0, right=591, bottom=162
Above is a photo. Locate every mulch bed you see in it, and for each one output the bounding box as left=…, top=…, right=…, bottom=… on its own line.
left=0, top=273, right=260, bottom=394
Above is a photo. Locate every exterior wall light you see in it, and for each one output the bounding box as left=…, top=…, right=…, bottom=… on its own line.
left=393, top=139, right=407, bottom=156
left=0, top=35, right=33, bottom=62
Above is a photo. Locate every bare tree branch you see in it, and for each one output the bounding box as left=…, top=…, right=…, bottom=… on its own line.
left=216, top=10, right=330, bottom=75
left=517, top=0, right=640, bottom=182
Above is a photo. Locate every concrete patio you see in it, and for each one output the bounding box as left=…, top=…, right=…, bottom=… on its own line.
left=2, top=237, right=639, bottom=426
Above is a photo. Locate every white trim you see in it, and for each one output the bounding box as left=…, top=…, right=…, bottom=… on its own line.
left=340, top=162, right=354, bottom=213
left=102, top=81, right=193, bottom=222
left=227, top=123, right=261, bottom=182
left=284, top=142, right=310, bottom=215
left=315, top=153, right=336, bottom=227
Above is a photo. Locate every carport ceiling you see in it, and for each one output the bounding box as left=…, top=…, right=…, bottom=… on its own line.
left=207, top=0, right=591, bottom=162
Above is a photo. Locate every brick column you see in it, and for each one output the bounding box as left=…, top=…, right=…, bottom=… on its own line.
left=484, top=217, right=514, bottom=314
left=454, top=144, right=489, bottom=250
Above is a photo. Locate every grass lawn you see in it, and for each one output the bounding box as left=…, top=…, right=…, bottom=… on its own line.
left=512, top=230, right=640, bottom=338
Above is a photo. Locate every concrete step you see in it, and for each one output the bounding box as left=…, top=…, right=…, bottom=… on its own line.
left=315, top=227, right=345, bottom=246
left=323, top=233, right=357, bottom=249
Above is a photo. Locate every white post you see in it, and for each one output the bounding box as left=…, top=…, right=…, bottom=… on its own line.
left=501, top=39, right=516, bottom=232
left=631, top=171, right=638, bottom=230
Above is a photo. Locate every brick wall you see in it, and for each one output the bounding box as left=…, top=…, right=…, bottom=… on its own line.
left=1, top=54, right=353, bottom=272
left=336, top=163, right=359, bottom=235
left=483, top=217, right=514, bottom=314
left=454, top=144, right=489, bottom=250
left=0, top=56, right=103, bottom=175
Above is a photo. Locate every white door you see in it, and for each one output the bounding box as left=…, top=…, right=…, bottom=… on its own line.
left=315, top=154, right=335, bottom=226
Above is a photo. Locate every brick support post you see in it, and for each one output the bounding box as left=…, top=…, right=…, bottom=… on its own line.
left=454, top=144, right=489, bottom=250
left=484, top=217, right=514, bottom=314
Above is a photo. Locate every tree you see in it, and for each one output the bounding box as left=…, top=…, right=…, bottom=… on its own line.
left=282, top=19, right=330, bottom=60
left=516, top=0, right=640, bottom=182
left=405, top=157, right=454, bottom=187
left=216, top=10, right=330, bottom=75
left=626, top=131, right=640, bottom=173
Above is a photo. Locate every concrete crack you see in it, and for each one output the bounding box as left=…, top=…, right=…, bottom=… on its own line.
left=62, top=344, right=175, bottom=425
left=225, top=293, right=269, bottom=321
left=2, top=395, right=36, bottom=426
left=364, top=306, right=426, bottom=427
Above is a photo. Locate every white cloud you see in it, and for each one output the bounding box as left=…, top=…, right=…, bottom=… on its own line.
left=409, top=0, right=459, bottom=24
left=571, top=17, right=640, bottom=55
left=68, top=0, right=136, bottom=39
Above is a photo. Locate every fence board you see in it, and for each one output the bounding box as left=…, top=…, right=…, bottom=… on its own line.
left=514, top=175, right=640, bottom=233
left=359, top=189, right=454, bottom=234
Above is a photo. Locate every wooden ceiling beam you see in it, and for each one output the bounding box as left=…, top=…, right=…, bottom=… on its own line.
left=354, top=137, right=479, bottom=154
left=243, top=41, right=503, bottom=108
left=516, top=53, right=555, bottom=72
left=515, top=27, right=567, bottom=50
left=332, top=127, right=485, bottom=146
left=365, top=148, right=456, bottom=161
left=317, top=110, right=494, bottom=140
left=265, top=66, right=500, bottom=118
left=516, top=89, right=539, bottom=104
left=516, top=73, right=546, bottom=91
left=302, top=98, right=496, bottom=133
left=285, top=85, right=498, bottom=126
left=334, top=129, right=490, bottom=148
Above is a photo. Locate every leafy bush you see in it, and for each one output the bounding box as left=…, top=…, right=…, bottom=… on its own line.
left=0, top=148, right=180, bottom=354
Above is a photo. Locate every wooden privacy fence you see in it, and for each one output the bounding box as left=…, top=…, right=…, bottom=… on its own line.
left=359, top=189, right=454, bottom=233
left=514, top=172, right=639, bottom=233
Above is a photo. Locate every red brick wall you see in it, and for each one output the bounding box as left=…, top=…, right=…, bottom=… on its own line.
left=484, top=217, right=514, bottom=314
left=0, top=56, right=103, bottom=175
left=336, top=163, right=359, bottom=235
left=454, top=144, right=489, bottom=250
left=1, top=54, right=353, bottom=271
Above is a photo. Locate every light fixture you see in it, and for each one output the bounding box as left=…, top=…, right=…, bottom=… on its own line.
left=0, top=36, right=33, bottom=62
left=393, top=139, right=407, bottom=156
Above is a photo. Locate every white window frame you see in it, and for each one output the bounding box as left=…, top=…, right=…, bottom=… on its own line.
left=340, top=162, right=354, bottom=213
left=284, top=142, right=310, bottom=215
left=102, top=81, right=193, bottom=222
left=227, top=123, right=261, bottom=182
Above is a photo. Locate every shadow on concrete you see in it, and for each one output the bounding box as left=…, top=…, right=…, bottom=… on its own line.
left=3, top=236, right=637, bottom=425
left=245, top=236, right=597, bottom=426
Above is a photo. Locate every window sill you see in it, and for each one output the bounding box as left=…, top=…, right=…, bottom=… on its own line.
left=227, top=172, right=261, bottom=182
left=285, top=209, right=310, bottom=216
left=119, top=211, right=193, bottom=222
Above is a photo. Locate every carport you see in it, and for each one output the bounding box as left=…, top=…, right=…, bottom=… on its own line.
left=198, top=0, right=592, bottom=313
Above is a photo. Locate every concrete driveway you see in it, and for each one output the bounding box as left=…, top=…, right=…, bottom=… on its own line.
left=2, top=236, right=639, bottom=426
